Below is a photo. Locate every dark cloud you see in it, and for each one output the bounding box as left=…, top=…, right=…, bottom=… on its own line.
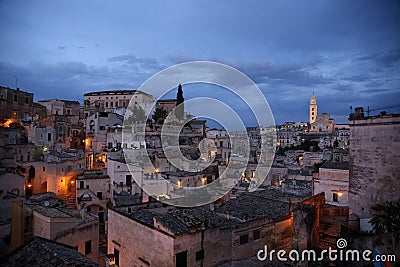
left=0, top=60, right=148, bottom=101
left=356, top=49, right=400, bottom=68
left=1, top=0, right=400, bottom=124
left=107, top=54, right=164, bottom=70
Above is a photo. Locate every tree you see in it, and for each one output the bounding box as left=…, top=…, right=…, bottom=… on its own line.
left=126, top=105, right=146, bottom=124
left=370, top=199, right=400, bottom=242
left=175, top=84, right=184, bottom=120
left=152, top=108, right=167, bottom=124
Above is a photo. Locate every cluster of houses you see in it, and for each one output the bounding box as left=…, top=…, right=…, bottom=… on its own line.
left=0, top=85, right=399, bottom=266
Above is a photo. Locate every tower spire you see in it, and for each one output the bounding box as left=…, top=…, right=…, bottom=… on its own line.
left=309, top=92, right=317, bottom=124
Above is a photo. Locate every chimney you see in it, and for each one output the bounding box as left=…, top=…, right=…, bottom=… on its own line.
left=354, top=107, right=364, bottom=119
left=80, top=205, right=87, bottom=220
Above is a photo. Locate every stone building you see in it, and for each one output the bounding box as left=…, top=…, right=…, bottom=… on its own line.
left=11, top=197, right=100, bottom=265
left=83, top=89, right=155, bottom=113
left=156, top=99, right=177, bottom=116
left=85, top=112, right=123, bottom=169
left=310, top=113, right=335, bottom=133
left=37, top=99, right=81, bottom=124
left=348, top=109, right=400, bottom=231
left=26, top=125, right=56, bottom=149
left=0, top=86, right=34, bottom=122
left=206, top=128, right=231, bottom=162
left=107, top=188, right=323, bottom=267
left=35, top=99, right=84, bottom=151
left=3, top=236, right=100, bottom=267
left=108, top=192, right=293, bottom=267
left=76, top=170, right=110, bottom=225
left=313, top=161, right=349, bottom=206
left=23, top=150, right=85, bottom=205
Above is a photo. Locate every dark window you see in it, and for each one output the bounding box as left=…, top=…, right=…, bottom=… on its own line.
left=105, top=102, right=108, bottom=107
left=253, top=230, right=261, bottom=240
left=110, top=102, right=113, bottom=107
left=126, top=175, right=132, bottom=185
left=25, top=97, right=28, bottom=104
left=87, top=206, right=91, bottom=212
left=195, top=250, right=204, bottom=261
left=114, top=248, right=120, bottom=266
left=47, top=133, right=51, bottom=141
left=333, top=193, right=338, bottom=202
left=176, top=251, right=187, bottom=267
left=14, top=94, right=17, bottom=101
left=43, top=167, right=45, bottom=171
left=115, top=101, right=118, bottom=107
left=239, top=234, right=249, bottom=245
left=80, top=181, right=84, bottom=189
left=97, top=191, right=103, bottom=200
left=85, top=240, right=92, bottom=254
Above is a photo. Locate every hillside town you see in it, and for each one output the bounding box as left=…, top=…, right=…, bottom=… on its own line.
left=0, top=84, right=399, bottom=267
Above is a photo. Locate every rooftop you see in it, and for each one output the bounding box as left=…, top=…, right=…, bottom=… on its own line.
left=2, top=236, right=100, bottom=267
left=37, top=99, right=80, bottom=105
left=84, top=89, right=152, bottom=97
left=113, top=191, right=141, bottom=207
left=115, top=189, right=292, bottom=236
left=321, top=161, right=349, bottom=170
left=76, top=170, right=110, bottom=180
left=28, top=204, right=98, bottom=223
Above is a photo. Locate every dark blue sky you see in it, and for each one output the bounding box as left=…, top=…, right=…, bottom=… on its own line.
left=1, top=0, right=400, bottom=124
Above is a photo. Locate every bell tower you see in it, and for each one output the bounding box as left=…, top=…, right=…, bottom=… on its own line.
left=310, top=91, right=317, bottom=124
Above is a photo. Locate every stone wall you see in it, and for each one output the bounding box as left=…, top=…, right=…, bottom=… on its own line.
left=108, top=209, right=175, bottom=267
left=349, top=115, right=400, bottom=230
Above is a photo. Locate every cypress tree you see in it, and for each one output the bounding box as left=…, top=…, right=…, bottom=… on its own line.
left=175, top=84, right=184, bottom=120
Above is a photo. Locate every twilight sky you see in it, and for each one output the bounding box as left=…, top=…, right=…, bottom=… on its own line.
left=1, top=0, right=400, bottom=125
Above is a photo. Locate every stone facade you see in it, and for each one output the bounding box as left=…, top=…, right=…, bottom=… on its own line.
left=0, top=86, right=34, bottom=122
left=29, top=205, right=100, bottom=264
left=313, top=162, right=349, bottom=206
left=107, top=191, right=296, bottom=267
left=349, top=112, right=400, bottom=231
